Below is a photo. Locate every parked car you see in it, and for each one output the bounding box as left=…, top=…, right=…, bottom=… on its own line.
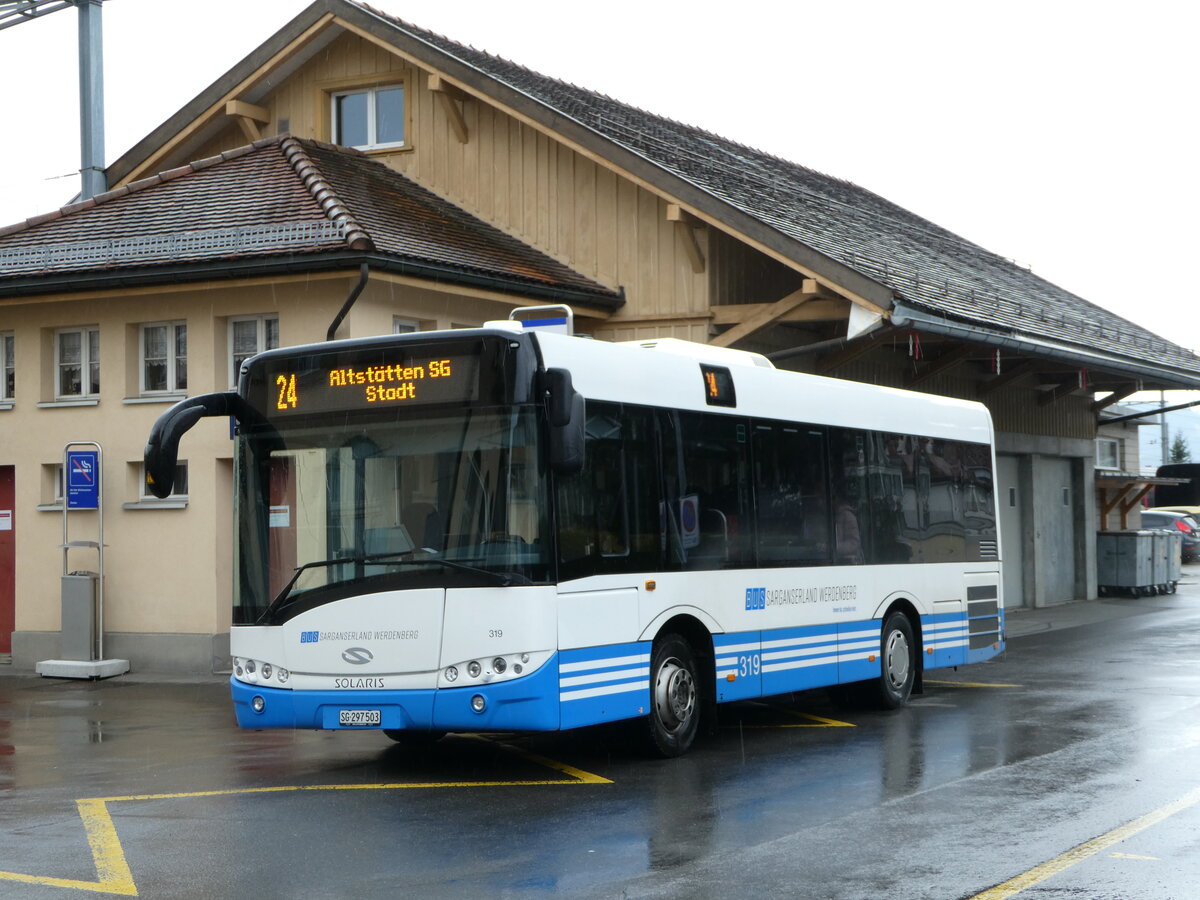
left=1142, top=509, right=1200, bottom=562
left=1149, top=505, right=1200, bottom=518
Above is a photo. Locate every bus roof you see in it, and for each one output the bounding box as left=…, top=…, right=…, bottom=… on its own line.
left=533, top=331, right=994, bottom=444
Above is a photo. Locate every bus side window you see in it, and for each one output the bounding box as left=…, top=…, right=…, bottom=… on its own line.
left=555, top=402, right=659, bottom=579
left=675, top=411, right=753, bottom=570
left=753, top=424, right=830, bottom=566
left=828, top=428, right=872, bottom=564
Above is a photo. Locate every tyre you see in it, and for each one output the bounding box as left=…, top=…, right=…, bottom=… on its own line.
left=873, top=611, right=916, bottom=710
left=642, top=633, right=701, bottom=758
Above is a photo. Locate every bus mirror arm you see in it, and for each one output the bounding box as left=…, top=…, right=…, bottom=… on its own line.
left=542, top=368, right=585, bottom=474
left=544, top=368, right=574, bottom=427
left=549, top=393, right=585, bottom=475
left=144, top=392, right=257, bottom=498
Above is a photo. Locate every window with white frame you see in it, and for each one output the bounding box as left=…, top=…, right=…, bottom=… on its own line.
left=56, top=327, right=99, bottom=398
left=1095, top=438, right=1121, bottom=471
left=229, top=316, right=279, bottom=387
left=141, top=321, right=187, bottom=394
left=392, top=318, right=419, bottom=334
left=143, top=461, right=188, bottom=500
left=1, top=332, right=13, bottom=402
left=332, top=84, right=405, bottom=150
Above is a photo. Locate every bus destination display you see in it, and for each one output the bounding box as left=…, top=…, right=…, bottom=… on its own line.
left=268, top=353, right=479, bottom=416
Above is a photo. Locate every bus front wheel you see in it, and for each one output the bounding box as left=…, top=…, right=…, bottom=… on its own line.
left=643, top=634, right=700, bottom=758
left=875, top=611, right=916, bottom=709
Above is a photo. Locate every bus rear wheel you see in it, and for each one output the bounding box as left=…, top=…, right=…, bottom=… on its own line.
left=874, top=611, right=916, bottom=709
left=642, top=634, right=700, bottom=758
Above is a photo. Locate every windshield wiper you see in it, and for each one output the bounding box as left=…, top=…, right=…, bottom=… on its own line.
left=262, top=551, right=528, bottom=618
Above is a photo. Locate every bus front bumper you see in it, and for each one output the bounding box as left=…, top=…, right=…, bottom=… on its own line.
left=229, top=658, right=561, bottom=732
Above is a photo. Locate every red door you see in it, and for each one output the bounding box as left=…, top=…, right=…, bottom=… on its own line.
left=0, top=467, right=14, bottom=655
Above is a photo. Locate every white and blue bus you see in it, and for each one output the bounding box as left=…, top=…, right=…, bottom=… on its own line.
left=145, top=316, right=1003, bottom=756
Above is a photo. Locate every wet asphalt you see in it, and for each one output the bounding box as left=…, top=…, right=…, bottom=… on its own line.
left=2, top=568, right=1200, bottom=899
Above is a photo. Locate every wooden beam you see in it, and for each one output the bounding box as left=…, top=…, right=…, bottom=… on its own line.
left=1037, top=375, right=1082, bottom=406
left=1092, top=387, right=1137, bottom=413
left=976, top=358, right=1041, bottom=397
left=225, top=100, right=271, bottom=142
left=710, top=298, right=847, bottom=325
left=666, top=204, right=705, bottom=273
left=709, top=286, right=817, bottom=348
left=905, top=344, right=975, bottom=388
left=429, top=73, right=469, bottom=143
left=816, top=328, right=901, bottom=374
left=225, top=99, right=270, bottom=124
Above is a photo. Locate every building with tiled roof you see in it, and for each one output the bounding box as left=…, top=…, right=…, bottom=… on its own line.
left=2, top=0, right=1197, bottom=671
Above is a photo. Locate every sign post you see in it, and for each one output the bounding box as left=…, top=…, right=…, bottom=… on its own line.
left=36, top=442, right=129, bottom=679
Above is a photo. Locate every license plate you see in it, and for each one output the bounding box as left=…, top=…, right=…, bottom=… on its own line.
left=339, top=709, right=381, bottom=726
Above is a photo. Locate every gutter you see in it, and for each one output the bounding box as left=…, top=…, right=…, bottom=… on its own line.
left=1103, top=399, right=1200, bottom=425
left=326, top=262, right=369, bottom=340
left=0, top=250, right=625, bottom=310
left=891, top=300, right=1200, bottom=391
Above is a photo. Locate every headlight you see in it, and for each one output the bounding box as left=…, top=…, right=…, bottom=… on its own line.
left=493, top=657, right=507, bottom=674
left=444, top=665, right=459, bottom=682
left=467, top=660, right=482, bottom=678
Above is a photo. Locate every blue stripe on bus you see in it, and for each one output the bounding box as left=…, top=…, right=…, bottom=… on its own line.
left=230, top=657, right=563, bottom=732
left=558, top=642, right=652, bottom=730
left=231, top=610, right=1007, bottom=734
left=922, top=611, right=970, bottom=669
left=714, top=631, right=761, bottom=700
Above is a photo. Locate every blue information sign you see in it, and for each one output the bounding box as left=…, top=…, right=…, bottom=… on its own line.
left=66, top=451, right=100, bottom=510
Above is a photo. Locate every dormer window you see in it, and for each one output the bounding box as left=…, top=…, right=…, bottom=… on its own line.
left=332, top=85, right=405, bottom=150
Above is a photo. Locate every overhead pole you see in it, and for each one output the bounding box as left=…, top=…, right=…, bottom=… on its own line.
left=0, top=0, right=106, bottom=199
left=76, top=0, right=105, bottom=199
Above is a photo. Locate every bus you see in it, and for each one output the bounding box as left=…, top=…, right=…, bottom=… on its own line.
left=145, top=316, right=1004, bottom=757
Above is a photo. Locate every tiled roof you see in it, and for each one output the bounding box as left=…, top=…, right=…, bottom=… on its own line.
left=348, top=1, right=1200, bottom=382
left=0, top=135, right=619, bottom=304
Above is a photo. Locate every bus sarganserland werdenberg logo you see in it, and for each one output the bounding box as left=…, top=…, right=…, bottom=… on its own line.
left=745, top=588, right=766, bottom=611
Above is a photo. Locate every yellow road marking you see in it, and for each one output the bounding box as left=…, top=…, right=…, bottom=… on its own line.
left=0, top=741, right=609, bottom=896
left=970, top=784, right=1200, bottom=899
left=926, top=679, right=1022, bottom=688
left=729, top=709, right=856, bottom=729
left=1111, top=852, right=1159, bottom=860
left=777, top=711, right=856, bottom=728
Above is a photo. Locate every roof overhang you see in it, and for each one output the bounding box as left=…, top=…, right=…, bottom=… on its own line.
left=0, top=249, right=624, bottom=311
left=891, top=300, right=1200, bottom=392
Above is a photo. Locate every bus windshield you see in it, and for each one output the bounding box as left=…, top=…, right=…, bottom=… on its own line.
left=233, top=406, right=550, bottom=624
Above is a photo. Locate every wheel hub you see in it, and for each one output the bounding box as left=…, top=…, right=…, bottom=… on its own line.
left=884, top=630, right=910, bottom=689
left=654, top=658, right=696, bottom=733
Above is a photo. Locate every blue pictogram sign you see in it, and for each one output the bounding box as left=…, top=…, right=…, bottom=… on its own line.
left=66, top=451, right=99, bottom=510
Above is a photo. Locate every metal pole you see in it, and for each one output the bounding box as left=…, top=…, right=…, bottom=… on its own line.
left=77, top=0, right=106, bottom=199
left=1161, top=391, right=1169, bottom=466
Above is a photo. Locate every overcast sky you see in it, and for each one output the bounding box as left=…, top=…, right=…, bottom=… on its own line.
left=2, top=0, right=1197, bottom=378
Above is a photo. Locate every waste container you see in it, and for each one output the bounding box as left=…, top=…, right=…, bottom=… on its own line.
left=1162, top=530, right=1183, bottom=589
left=61, top=571, right=98, bottom=661
left=1096, top=531, right=1156, bottom=597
